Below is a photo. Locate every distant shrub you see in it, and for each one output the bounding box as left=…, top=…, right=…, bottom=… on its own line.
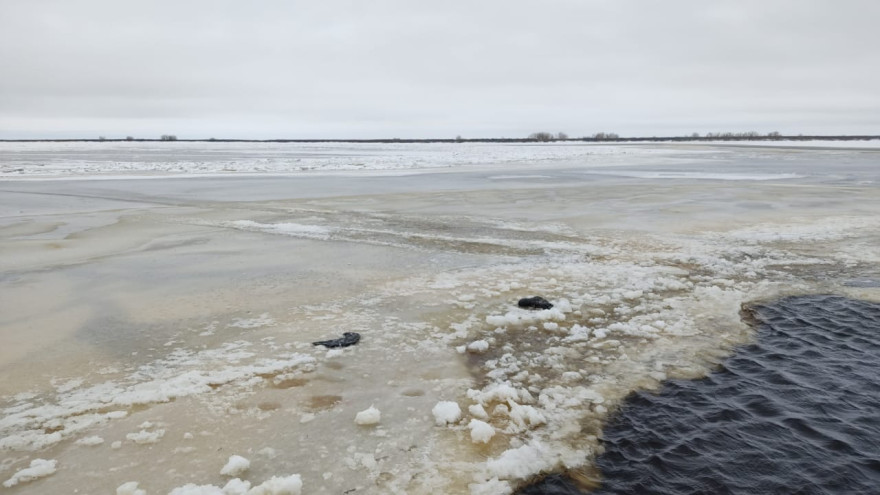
left=702, top=131, right=785, bottom=140
left=528, top=132, right=555, bottom=142
left=160, top=134, right=178, bottom=141
left=592, top=132, right=620, bottom=141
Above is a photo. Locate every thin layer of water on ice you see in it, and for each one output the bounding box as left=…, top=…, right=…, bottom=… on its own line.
left=1, top=143, right=878, bottom=494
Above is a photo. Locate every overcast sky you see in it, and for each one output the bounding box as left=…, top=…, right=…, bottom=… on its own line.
left=1, top=1, right=878, bottom=139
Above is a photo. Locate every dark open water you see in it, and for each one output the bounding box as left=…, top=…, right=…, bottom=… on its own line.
left=521, top=295, right=880, bottom=494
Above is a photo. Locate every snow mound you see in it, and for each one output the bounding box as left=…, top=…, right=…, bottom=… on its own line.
left=468, top=419, right=495, bottom=444
left=169, top=483, right=225, bottom=495
left=486, top=442, right=554, bottom=479
left=247, top=474, right=302, bottom=495
left=469, top=477, right=512, bottom=495
left=223, top=478, right=251, bottom=495
left=168, top=475, right=300, bottom=495
left=469, top=403, right=489, bottom=419
left=432, top=401, right=462, bottom=426
left=117, top=481, right=147, bottom=495
left=220, top=455, right=251, bottom=477
left=467, top=340, right=490, bottom=353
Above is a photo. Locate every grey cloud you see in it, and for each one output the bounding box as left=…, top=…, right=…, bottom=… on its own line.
left=1, top=0, right=878, bottom=138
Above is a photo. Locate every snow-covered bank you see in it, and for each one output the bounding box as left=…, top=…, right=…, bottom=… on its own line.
left=696, top=139, right=880, bottom=149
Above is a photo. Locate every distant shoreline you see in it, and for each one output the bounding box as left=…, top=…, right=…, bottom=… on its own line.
left=1, top=135, right=878, bottom=144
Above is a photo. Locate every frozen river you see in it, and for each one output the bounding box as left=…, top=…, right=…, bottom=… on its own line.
left=1, top=141, right=879, bottom=494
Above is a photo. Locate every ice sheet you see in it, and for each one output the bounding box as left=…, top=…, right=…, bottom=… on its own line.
left=1, top=143, right=879, bottom=494
left=0, top=141, right=681, bottom=179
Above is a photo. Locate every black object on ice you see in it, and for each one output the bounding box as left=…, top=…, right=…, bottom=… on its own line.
left=518, top=296, right=553, bottom=310
left=312, top=332, right=361, bottom=348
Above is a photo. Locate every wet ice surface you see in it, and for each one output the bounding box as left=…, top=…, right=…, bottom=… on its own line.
left=0, top=142, right=879, bottom=493
left=593, top=295, right=880, bottom=495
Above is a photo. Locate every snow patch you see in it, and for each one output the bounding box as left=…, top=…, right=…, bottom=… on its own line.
left=3, top=458, right=57, bottom=487
left=0, top=342, right=315, bottom=452
left=126, top=428, right=165, bottom=444
left=229, top=313, right=275, bottom=329
left=74, top=435, right=105, bottom=446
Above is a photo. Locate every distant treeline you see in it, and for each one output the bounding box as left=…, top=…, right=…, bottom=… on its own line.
left=2, top=135, right=879, bottom=143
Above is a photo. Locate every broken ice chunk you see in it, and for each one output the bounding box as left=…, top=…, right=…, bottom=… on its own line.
left=432, top=401, right=462, bottom=425
left=355, top=405, right=381, bottom=425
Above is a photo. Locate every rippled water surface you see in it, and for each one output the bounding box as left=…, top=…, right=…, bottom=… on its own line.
left=593, top=295, right=880, bottom=494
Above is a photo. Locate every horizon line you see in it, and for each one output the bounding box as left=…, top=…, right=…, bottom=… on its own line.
left=2, top=134, right=880, bottom=144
